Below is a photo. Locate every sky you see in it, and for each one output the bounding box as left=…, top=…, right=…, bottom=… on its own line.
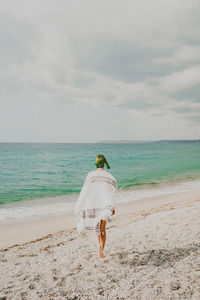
left=0, top=0, right=200, bottom=142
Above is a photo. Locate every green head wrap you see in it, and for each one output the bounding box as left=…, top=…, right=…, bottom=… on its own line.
left=94, top=154, right=110, bottom=169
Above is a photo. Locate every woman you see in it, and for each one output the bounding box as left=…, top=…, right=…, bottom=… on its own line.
left=75, top=154, right=118, bottom=258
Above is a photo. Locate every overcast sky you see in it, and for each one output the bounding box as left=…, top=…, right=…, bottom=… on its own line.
left=0, top=0, right=200, bottom=142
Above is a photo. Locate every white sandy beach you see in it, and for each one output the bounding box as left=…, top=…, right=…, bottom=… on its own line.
left=0, top=189, right=200, bottom=299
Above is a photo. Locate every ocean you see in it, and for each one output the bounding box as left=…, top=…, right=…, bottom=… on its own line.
left=0, top=142, right=200, bottom=224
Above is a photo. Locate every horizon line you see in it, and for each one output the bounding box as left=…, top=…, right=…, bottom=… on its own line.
left=0, top=139, right=200, bottom=144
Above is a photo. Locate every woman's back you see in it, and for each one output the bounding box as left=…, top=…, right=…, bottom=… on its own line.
left=75, top=169, right=117, bottom=212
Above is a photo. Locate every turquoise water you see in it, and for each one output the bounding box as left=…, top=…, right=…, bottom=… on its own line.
left=0, top=142, right=200, bottom=205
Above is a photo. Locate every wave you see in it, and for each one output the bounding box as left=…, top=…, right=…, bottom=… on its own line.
left=0, top=177, right=200, bottom=226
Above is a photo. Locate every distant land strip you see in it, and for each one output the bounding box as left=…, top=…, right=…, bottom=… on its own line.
left=97, top=140, right=200, bottom=144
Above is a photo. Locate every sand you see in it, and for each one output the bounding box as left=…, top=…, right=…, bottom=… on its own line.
left=0, top=190, right=200, bottom=299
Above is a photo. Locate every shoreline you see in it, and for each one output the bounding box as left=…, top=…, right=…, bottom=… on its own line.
left=1, top=176, right=200, bottom=228
left=1, top=174, right=200, bottom=207
left=1, top=189, right=200, bottom=250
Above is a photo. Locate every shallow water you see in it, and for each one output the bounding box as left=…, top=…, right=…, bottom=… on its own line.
left=0, top=142, right=200, bottom=225
left=0, top=142, right=200, bottom=205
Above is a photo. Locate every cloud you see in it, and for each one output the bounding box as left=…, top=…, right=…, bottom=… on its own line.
left=155, top=45, right=200, bottom=68
left=0, top=0, right=200, bottom=142
left=170, top=85, right=200, bottom=102
left=72, top=37, right=173, bottom=83
left=0, top=14, right=36, bottom=69
left=155, top=65, right=200, bottom=93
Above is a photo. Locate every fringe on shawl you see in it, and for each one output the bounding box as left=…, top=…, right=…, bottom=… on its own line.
left=76, top=205, right=114, bottom=236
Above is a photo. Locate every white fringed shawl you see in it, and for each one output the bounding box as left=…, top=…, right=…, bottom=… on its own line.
left=75, top=169, right=118, bottom=235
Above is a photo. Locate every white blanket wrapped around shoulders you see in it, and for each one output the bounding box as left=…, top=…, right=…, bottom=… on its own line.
left=75, top=169, right=118, bottom=235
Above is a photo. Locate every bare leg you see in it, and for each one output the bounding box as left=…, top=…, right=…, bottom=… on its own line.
left=99, top=220, right=106, bottom=258
left=97, top=234, right=100, bottom=244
